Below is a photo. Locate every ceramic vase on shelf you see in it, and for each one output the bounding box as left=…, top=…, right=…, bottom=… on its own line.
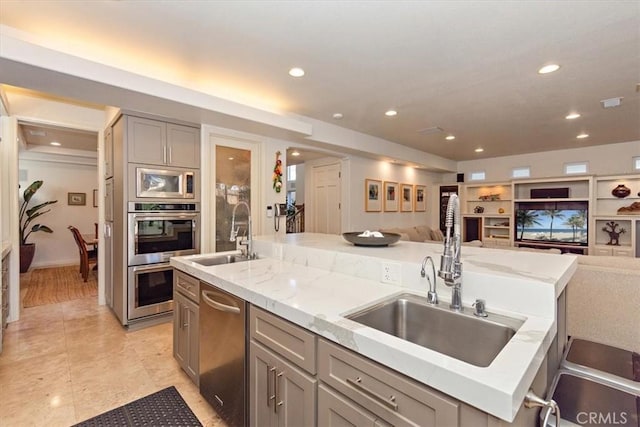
left=611, top=184, right=631, bottom=198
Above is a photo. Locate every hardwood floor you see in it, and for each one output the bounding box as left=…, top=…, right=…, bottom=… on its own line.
left=22, top=266, right=97, bottom=308
left=0, top=278, right=226, bottom=426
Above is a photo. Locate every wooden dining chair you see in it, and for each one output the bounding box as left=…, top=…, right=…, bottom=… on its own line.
left=68, top=226, right=97, bottom=282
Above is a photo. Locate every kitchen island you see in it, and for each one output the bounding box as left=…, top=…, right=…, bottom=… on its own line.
left=171, top=233, right=577, bottom=424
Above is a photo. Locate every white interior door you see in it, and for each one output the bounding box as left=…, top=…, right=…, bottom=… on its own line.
left=312, top=162, right=341, bottom=234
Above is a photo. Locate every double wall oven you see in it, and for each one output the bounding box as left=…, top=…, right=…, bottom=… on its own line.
left=127, top=202, right=199, bottom=321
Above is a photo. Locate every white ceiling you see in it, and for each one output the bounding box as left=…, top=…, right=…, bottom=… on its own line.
left=18, top=122, right=98, bottom=152
left=1, top=1, right=639, bottom=161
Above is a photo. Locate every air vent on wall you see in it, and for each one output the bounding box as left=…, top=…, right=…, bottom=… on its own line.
left=600, top=97, right=623, bottom=108
left=417, top=126, right=444, bottom=135
left=28, top=130, right=46, bottom=137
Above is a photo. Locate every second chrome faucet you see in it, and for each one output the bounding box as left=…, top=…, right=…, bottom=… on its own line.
left=421, top=255, right=438, bottom=305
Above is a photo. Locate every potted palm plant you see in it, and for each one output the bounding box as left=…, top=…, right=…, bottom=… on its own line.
left=19, top=180, right=58, bottom=273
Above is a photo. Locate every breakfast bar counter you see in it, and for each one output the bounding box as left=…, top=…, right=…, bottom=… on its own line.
left=171, top=233, right=577, bottom=422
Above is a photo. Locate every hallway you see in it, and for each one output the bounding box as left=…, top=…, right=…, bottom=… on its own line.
left=0, top=291, right=225, bottom=426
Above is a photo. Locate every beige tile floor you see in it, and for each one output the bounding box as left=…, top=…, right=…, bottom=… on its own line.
left=0, top=295, right=227, bottom=427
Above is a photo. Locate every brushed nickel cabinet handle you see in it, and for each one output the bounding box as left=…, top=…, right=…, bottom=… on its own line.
left=346, top=377, right=398, bottom=411
left=272, top=367, right=278, bottom=413
left=275, top=371, right=284, bottom=413
left=182, top=306, right=188, bottom=328
left=268, top=366, right=276, bottom=408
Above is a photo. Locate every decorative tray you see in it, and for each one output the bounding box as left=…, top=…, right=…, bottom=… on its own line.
left=342, top=232, right=401, bottom=247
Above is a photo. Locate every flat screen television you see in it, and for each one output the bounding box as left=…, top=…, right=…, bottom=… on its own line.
left=515, top=201, right=588, bottom=246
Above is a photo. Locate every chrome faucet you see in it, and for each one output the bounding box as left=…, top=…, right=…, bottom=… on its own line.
left=421, top=256, right=438, bottom=304
left=230, top=201, right=256, bottom=259
left=438, top=194, right=463, bottom=310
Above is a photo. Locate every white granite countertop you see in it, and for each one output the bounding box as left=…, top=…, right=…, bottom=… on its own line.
left=1, top=241, right=11, bottom=259
left=171, top=233, right=577, bottom=421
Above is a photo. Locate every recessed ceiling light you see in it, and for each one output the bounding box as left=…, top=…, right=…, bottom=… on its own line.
left=291, top=150, right=300, bottom=157
left=288, top=67, right=305, bottom=77
left=385, top=110, right=397, bottom=117
left=565, top=113, right=581, bottom=120
left=538, top=64, right=560, bottom=74
left=228, top=157, right=234, bottom=160
left=445, top=135, right=455, bottom=141
left=474, top=147, right=484, bottom=153
left=332, top=113, right=343, bottom=120
left=50, top=141, right=61, bottom=146
left=576, top=133, right=589, bottom=139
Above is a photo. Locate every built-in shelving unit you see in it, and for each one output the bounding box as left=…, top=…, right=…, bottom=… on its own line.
left=461, top=182, right=512, bottom=247
left=592, top=174, right=640, bottom=257
left=512, top=176, right=592, bottom=255
left=460, top=175, right=638, bottom=257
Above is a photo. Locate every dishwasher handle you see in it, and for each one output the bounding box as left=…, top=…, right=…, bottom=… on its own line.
left=201, top=290, right=241, bottom=314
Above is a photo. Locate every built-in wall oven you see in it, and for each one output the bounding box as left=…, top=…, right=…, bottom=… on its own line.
left=127, top=202, right=199, bottom=321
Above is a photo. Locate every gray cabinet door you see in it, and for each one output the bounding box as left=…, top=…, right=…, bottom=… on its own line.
left=104, top=126, right=114, bottom=178
left=250, top=340, right=317, bottom=427
left=127, top=116, right=166, bottom=166
left=173, top=292, right=188, bottom=368
left=104, top=178, right=114, bottom=222
left=173, top=291, right=199, bottom=385
left=166, top=123, right=199, bottom=168
left=127, top=116, right=199, bottom=168
left=184, top=295, right=199, bottom=385
left=318, top=384, right=377, bottom=427
left=104, top=221, right=113, bottom=308
left=250, top=340, right=276, bottom=426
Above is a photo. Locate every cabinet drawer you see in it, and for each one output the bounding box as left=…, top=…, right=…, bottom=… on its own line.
left=318, top=339, right=459, bottom=427
left=250, top=306, right=316, bottom=374
left=593, top=247, right=613, bottom=256
left=612, top=247, right=633, bottom=257
left=174, top=270, right=199, bottom=302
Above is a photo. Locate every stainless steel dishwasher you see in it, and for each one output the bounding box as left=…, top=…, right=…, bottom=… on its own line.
left=199, top=281, right=246, bottom=427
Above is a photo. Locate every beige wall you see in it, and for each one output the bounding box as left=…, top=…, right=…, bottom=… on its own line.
left=18, top=158, right=98, bottom=268
left=457, top=140, right=640, bottom=181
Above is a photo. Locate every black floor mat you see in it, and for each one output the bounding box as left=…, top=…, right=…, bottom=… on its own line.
left=73, top=386, right=202, bottom=427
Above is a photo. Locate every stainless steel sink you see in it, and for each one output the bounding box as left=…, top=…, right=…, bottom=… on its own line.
left=191, top=253, right=251, bottom=266
left=346, top=293, right=523, bottom=367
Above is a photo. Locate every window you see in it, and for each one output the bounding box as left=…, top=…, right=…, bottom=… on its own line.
left=469, top=171, right=486, bottom=181
left=634, top=156, right=640, bottom=171
left=286, top=164, right=297, bottom=205
left=287, top=164, right=297, bottom=181
left=564, top=162, right=588, bottom=175
left=512, top=167, right=530, bottom=179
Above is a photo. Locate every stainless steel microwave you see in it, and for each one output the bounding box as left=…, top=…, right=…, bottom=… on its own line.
left=136, top=167, right=195, bottom=199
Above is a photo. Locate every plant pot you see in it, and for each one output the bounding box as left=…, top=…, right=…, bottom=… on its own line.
left=20, top=244, right=36, bottom=273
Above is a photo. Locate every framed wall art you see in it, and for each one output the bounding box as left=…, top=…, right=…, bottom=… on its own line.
left=68, top=192, right=86, bottom=206
left=383, top=181, right=398, bottom=212
left=414, top=185, right=426, bottom=212
left=400, top=184, right=413, bottom=212
left=365, top=179, right=382, bottom=212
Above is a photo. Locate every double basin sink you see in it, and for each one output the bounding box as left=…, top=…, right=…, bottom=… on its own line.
left=189, top=253, right=523, bottom=367
left=346, top=293, right=524, bottom=367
